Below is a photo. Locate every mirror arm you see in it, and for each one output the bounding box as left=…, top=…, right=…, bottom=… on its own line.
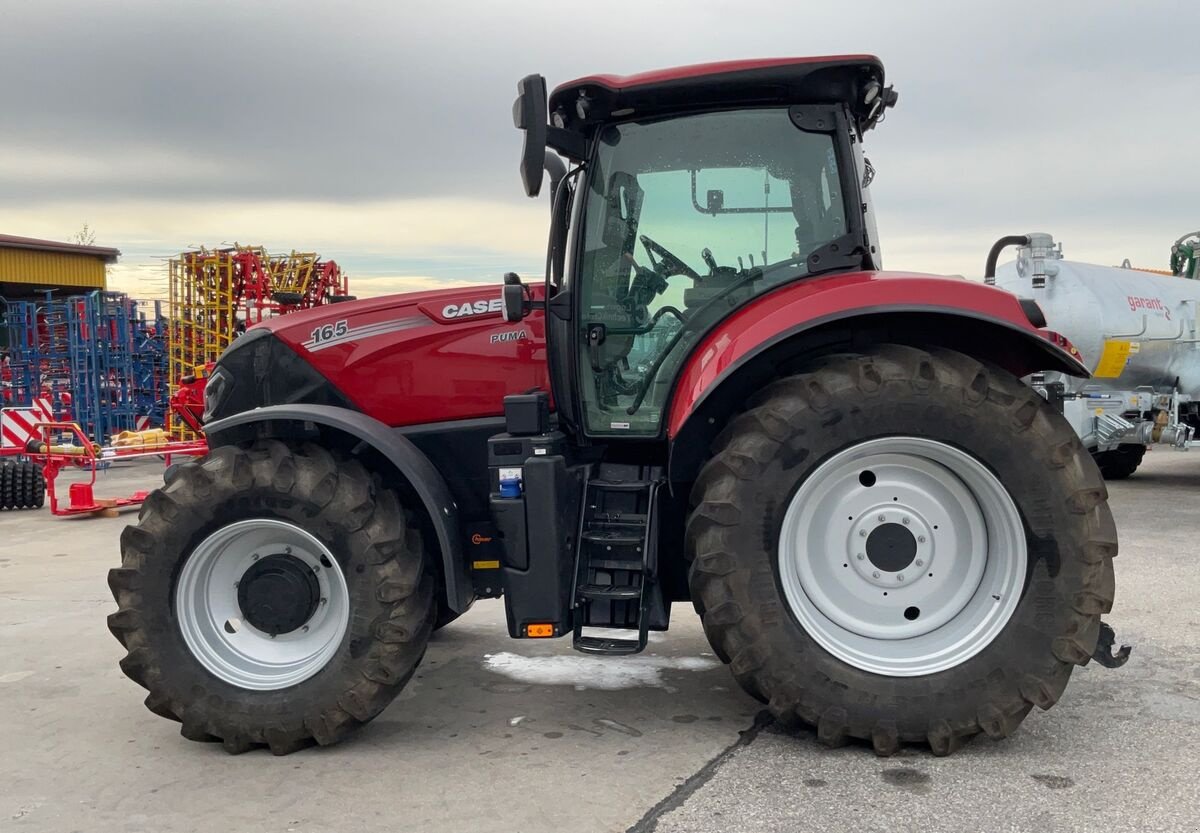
left=546, top=127, right=586, bottom=160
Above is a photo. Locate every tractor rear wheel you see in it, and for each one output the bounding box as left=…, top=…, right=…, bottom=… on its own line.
left=1093, top=444, right=1146, bottom=480
left=687, top=344, right=1116, bottom=755
left=107, top=440, right=435, bottom=754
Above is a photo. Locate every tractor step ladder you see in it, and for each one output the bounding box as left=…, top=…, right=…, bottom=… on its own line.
left=572, top=475, right=661, bottom=656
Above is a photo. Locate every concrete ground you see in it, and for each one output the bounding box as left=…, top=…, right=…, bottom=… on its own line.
left=1, top=452, right=1198, bottom=832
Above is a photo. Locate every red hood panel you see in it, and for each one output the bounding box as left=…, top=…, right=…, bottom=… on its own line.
left=263, top=283, right=549, bottom=427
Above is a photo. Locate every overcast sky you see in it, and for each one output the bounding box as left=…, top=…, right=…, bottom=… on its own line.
left=0, top=0, right=1195, bottom=298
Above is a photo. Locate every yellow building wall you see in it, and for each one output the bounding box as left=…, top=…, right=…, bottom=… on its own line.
left=0, top=247, right=108, bottom=288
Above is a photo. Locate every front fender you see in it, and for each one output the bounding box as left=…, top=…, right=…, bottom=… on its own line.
left=204, top=404, right=471, bottom=614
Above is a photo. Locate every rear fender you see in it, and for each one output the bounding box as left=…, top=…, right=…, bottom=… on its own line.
left=204, top=404, right=471, bottom=614
left=666, top=278, right=1088, bottom=486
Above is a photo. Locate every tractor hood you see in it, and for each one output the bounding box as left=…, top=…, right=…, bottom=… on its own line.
left=250, top=282, right=511, bottom=334
left=208, top=282, right=550, bottom=428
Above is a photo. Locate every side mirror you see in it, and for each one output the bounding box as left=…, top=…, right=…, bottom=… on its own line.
left=501, top=272, right=526, bottom=322
left=513, top=75, right=548, bottom=198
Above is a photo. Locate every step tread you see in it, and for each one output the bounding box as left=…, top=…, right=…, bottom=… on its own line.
left=578, top=583, right=641, bottom=601
left=581, top=528, right=645, bottom=545
left=574, top=635, right=645, bottom=655
left=586, top=558, right=645, bottom=571
left=589, top=479, right=653, bottom=492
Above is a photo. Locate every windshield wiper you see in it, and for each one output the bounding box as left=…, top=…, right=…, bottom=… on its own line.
left=623, top=236, right=864, bottom=416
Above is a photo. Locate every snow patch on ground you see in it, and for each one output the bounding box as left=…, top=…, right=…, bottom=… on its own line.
left=482, top=651, right=719, bottom=691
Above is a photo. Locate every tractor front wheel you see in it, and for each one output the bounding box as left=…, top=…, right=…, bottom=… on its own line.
left=108, top=440, right=434, bottom=754
left=687, top=345, right=1116, bottom=755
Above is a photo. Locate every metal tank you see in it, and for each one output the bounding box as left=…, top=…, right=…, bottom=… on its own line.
left=988, top=233, right=1200, bottom=475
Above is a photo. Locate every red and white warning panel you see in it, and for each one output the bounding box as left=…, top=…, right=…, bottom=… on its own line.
left=1, top=398, right=54, bottom=450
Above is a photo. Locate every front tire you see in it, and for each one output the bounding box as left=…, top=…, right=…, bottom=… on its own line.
left=107, top=440, right=435, bottom=754
left=687, top=345, right=1116, bottom=755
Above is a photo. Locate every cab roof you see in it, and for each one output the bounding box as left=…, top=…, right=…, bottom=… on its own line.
left=549, top=55, right=888, bottom=133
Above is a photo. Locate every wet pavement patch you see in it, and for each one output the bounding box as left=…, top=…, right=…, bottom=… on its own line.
left=880, top=767, right=931, bottom=794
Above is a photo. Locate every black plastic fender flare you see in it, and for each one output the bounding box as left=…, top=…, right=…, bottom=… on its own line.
left=204, top=404, right=471, bottom=614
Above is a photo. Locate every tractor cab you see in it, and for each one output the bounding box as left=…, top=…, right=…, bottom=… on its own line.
left=491, top=58, right=898, bottom=652
left=504, top=57, right=895, bottom=438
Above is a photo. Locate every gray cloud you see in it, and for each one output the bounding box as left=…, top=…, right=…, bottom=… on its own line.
left=0, top=0, right=1196, bottom=272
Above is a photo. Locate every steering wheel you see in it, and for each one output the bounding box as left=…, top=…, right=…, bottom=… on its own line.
left=640, top=235, right=699, bottom=280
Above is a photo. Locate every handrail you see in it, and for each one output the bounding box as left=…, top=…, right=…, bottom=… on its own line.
left=1104, top=315, right=1148, bottom=339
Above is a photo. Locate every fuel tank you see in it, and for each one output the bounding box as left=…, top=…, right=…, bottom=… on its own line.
left=250, top=283, right=549, bottom=426
left=993, top=242, right=1200, bottom=393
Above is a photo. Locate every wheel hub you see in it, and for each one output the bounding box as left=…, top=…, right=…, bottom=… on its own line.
left=866, top=523, right=915, bottom=572
left=237, top=554, right=321, bottom=636
left=848, top=507, right=935, bottom=589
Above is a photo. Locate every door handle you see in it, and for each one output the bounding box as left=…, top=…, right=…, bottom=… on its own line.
left=587, top=323, right=607, bottom=373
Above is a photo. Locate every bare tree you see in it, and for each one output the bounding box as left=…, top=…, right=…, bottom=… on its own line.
left=70, top=223, right=97, bottom=246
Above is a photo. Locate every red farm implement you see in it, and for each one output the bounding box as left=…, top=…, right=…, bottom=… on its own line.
left=28, top=421, right=206, bottom=516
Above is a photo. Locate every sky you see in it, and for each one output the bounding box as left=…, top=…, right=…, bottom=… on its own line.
left=0, top=0, right=1195, bottom=300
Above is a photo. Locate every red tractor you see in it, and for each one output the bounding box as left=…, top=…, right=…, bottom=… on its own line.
left=108, top=56, right=1126, bottom=757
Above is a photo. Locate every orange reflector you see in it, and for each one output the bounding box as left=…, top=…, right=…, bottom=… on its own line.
left=525, top=623, right=554, bottom=638
left=472, top=559, right=500, bottom=570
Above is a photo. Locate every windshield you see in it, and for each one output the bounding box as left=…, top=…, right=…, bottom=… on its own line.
left=573, top=108, right=848, bottom=436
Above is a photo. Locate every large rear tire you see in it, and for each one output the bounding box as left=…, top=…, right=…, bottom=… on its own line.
left=687, top=345, right=1116, bottom=755
left=107, top=440, right=435, bottom=754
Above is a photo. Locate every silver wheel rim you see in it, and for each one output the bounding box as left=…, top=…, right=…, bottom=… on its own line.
left=175, top=519, right=350, bottom=691
left=777, top=437, right=1026, bottom=677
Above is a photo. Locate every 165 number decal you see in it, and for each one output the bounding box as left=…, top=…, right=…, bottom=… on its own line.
left=309, top=320, right=349, bottom=345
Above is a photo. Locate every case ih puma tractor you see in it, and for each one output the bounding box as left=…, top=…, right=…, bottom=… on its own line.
left=108, top=56, right=1126, bottom=757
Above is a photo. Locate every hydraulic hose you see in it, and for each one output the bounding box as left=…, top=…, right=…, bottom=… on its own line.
left=984, top=235, right=1031, bottom=284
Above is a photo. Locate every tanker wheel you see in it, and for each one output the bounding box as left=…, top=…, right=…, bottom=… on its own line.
left=107, top=440, right=435, bottom=754
left=1093, top=445, right=1146, bottom=480
left=687, top=344, right=1116, bottom=756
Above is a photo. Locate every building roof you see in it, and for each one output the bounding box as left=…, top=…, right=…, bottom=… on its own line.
left=0, top=233, right=120, bottom=263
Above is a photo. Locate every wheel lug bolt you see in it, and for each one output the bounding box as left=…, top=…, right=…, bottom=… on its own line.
left=918, top=536, right=926, bottom=543
left=859, top=530, right=868, bottom=538
left=915, top=559, right=924, bottom=567
left=856, top=553, right=865, bottom=560
left=251, top=553, right=259, bottom=561
left=872, top=571, right=880, bottom=579
left=284, top=546, right=292, bottom=554
left=897, top=574, right=905, bottom=581
left=902, top=518, right=909, bottom=525
left=877, top=515, right=885, bottom=522
left=302, top=625, right=309, bottom=633
left=320, top=597, right=327, bottom=605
